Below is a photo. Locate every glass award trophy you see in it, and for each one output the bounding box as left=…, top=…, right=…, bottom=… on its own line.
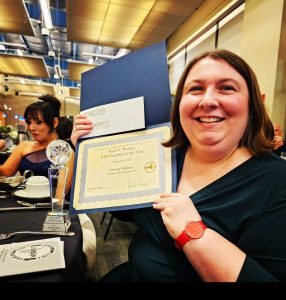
left=42, top=140, right=72, bottom=232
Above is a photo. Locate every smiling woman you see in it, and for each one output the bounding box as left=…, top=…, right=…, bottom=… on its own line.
left=179, top=57, right=250, bottom=158
left=81, top=49, right=286, bottom=282
left=165, top=50, right=274, bottom=154
left=69, top=50, right=286, bottom=282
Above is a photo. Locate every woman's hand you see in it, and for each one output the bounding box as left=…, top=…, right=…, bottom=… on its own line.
left=273, top=135, right=283, bottom=149
left=71, top=114, right=93, bottom=146
left=153, top=193, right=201, bottom=239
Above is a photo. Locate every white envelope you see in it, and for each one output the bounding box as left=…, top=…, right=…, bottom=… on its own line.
left=80, top=96, right=145, bottom=138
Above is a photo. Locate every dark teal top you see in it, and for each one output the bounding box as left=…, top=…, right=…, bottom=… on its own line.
left=109, top=149, right=286, bottom=282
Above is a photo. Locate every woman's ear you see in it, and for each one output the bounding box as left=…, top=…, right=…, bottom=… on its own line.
left=54, top=117, right=59, bottom=129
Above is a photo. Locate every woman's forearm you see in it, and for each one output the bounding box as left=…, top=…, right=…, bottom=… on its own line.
left=183, top=228, right=246, bottom=282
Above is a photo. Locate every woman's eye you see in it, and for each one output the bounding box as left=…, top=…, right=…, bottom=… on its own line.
left=220, top=85, right=236, bottom=91
left=189, top=86, right=203, bottom=93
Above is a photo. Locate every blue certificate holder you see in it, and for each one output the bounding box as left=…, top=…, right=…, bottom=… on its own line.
left=70, top=41, right=176, bottom=214
left=80, top=41, right=172, bottom=127
left=70, top=124, right=176, bottom=214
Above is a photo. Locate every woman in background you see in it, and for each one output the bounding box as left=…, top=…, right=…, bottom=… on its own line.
left=0, top=94, right=74, bottom=194
left=273, top=123, right=286, bottom=156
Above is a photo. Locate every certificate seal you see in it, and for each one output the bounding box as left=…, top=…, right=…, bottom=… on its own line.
left=144, top=161, right=156, bottom=173
left=10, top=244, right=55, bottom=261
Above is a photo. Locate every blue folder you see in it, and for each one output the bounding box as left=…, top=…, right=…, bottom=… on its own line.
left=70, top=42, right=176, bottom=214
left=81, top=41, right=172, bottom=127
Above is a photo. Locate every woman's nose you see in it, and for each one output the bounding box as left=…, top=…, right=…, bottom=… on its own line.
left=199, top=89, right=219, bottom=109
left=28, top=123, right=35, bottom=130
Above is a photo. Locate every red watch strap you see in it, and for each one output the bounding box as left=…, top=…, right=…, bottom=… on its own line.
left=175, top=220, right=207, bottom=250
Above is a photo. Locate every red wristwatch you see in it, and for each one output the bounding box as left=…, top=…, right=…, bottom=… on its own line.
left=175, top=220, right=207, bottom=250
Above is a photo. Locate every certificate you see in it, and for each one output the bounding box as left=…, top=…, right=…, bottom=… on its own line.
left=71, top=125, right=174, bottom=213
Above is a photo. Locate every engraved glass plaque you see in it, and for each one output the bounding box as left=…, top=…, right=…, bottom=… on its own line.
left=42, top=140, right=72, bottom=232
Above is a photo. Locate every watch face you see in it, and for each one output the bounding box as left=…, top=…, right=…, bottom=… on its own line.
left=185, top=221, right=204, bottom=239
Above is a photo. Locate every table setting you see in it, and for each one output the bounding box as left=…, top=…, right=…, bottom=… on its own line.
left=0, top=140, right=87, bottom=281
left=0, top=184, right=86, bottom=281
left=13, top=175, right=50, bottom=201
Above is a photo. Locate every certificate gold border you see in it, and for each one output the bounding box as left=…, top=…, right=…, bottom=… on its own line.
left=72, top=126, right=172, bottom=211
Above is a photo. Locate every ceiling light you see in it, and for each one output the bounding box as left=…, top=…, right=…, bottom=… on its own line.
left=0, top=42, right=27, bottom=49
left=16, top=49, right=23, bottom=56
left=67, top=59, right=101, bottom=66
left=48, top=50, right=55, bottom=57
left=82, top=52, right=117, bottom=60
left=55, top=64, right=63, bottom=78
left=116, top=49, right=131, bottom=58
left=41, top=27, right=50, bottom=36
left=39, top=0, right=53, bottom=30
left=0, top=45, right=5, bottom=51
left=18, top=92, right=42, bottom=97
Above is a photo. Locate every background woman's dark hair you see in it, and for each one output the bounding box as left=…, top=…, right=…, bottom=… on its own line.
left=56, top=116, right=73, bottom=140
left=163, top=49, right=274, bottom=155
left=24, top=94, right=61, bottom=132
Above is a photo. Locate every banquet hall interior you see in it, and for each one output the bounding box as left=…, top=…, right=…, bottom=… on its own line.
left=0, top=0, right=286, bottom=281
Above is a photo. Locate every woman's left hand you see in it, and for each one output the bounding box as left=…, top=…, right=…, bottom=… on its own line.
left=153, top=193, right=201, bottom=239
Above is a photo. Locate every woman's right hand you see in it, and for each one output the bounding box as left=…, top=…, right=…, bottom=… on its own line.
left=273, top=135, right=283, bottom=149
left=71, top=114, right=93, bottom=146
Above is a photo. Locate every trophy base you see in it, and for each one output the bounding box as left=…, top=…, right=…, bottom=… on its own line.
left=42, top=210, right=71, bottom=232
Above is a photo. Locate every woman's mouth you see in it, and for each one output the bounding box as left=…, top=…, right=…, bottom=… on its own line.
left=195, top=117, right=225, bottom=123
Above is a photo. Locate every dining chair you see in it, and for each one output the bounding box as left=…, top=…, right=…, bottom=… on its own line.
left=78, top=213, right=97, bottom=271
left=100, top=212, right=114, bottom=241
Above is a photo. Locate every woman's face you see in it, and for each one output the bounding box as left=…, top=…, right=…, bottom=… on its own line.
left=26, top=112, right=52, bottom=142
left=274, top=124, right=282, bottom=137
left=179, top=57, right=249, bottom=155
